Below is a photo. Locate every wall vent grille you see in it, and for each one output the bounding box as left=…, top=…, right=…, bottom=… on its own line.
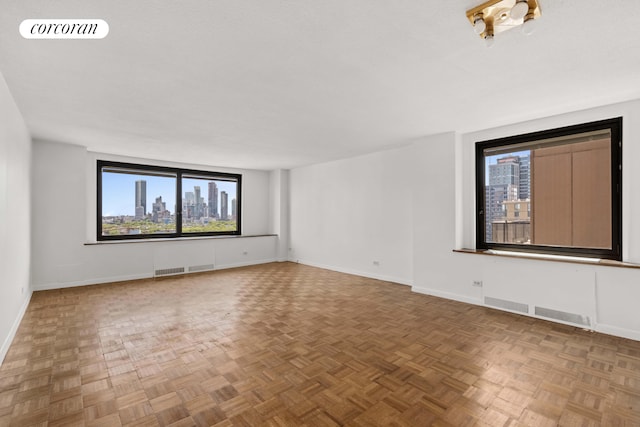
left=534, top=306, right=591, bottom=327
left=154, top=267, right=185, bottom=277
left=484, top=296, right=529, bottom=314
left=188, top=264, right=215, bottom=273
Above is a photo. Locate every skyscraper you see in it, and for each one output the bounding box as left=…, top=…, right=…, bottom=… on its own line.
left=152, top=196, right=166, bottom=214
left=486, top=156, right=521, bottom=242
left=485, top=154, right=532, bottom=242
left=184, top=191, right=195, bottom=205
left=485, top=183, right=518, bottom=241
left=489, top=156, right=520, bottom=187
left=183, top=191, right=194, bottom=219
left=194, top=186, right=202, bottom=219
left=221, top=191, right=228, bottom=220
left=135, top=180, right=146, bottom=218
left=231, top=198, right=237, bottom=220
left=208, top=182, right=218, bottom=218
left=518, top=154, right=530, bottom=200
left=151, top=196, right=167, bottom=223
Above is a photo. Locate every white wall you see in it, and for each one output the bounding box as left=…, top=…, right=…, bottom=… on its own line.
left=31, top=141, right=278, bottom=290
left=289, top=146, right=413, bottom=285
left=290, top=100, right=640, bottom=341
left=0, top=74, right=32, bottom=364
left=413, top=100, right=640, bottom=341
left=269, top=169, right=290, bottom=262
left=411, top=132, right=486, bottom=305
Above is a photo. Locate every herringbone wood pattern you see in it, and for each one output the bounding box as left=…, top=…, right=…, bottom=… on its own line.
left=0, top=262, right=639, bottom=426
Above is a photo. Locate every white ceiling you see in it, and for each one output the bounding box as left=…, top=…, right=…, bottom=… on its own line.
left=1, top=1, right=640, bottom=170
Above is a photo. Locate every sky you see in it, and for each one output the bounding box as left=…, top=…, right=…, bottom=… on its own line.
left=102, top=172, right=237, bottom=216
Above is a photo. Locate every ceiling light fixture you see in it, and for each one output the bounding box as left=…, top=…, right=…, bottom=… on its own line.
left=484, top=32, right=495, bottom=48
left=473, top=13, right=486, bottom=35
left=522, top=11, right=536, bottom=35
left=466, top=0, right=541, bottom=46
left=510, top=0, right=529, bottom=20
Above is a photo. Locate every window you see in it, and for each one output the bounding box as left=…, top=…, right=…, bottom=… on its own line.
left=98, top=161, right=241, bottom=240
left=475, top=117, right=622, bottom=260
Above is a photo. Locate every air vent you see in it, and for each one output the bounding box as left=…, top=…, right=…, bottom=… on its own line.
left=484, top=296, right=529, bottom=314
left=188, top=264, right=215, bottom=273
left=535, top=306, right=591, bottom=327
left=154, top=267, right=185, bottom=277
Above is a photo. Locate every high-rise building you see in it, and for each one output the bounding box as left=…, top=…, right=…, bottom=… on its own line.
left=194, top=186, right=202, bottom=219
left=231, top=198, right=236, bottom=220
left=208, top=182, right=218, bottom=218
left=184, top=192, right=195, bottom=205
left=221, top=191, right=228, bottom=220
left=518, top=154, right=530, bottom=200
left=152, top=196, right=167, bottom=223
left=485, top=184, right=518, bottom=242
left=484, top=154, right=532, bottom=242
left=489, top=156, right=520, bottom=187
left=486, top=156, right=521, bottom=242
left=135, top=206, right=145, bottom=220
left=183, top=191, right=195, bottom=219
left=152, top=196, right=166, bottom=213
left=135, top=180, right=146, bottom=218
left=488, top=154, right=530, bottom=200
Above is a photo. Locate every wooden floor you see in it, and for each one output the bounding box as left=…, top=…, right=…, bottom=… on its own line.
left=0, top=262, right=639, bottom=427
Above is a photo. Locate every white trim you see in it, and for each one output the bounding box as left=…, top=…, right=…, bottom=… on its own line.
left=295, top=259, right=412, bottom=286
left=84, top=234, right=276, bottom=246
left=412, top=285, right=640, bottom=340
left=0, top=291, right=33, bottom=367
left=411, top=286, right=482, bottom=306
left=31, top=258, right=279, bottom=291
left=213, top=258, right=278, bottom=271
left=487, top=250, right=601, bottom=263
left=596, top=323, right=640, bottom=342
left=32, top=273, right=153, bottom=291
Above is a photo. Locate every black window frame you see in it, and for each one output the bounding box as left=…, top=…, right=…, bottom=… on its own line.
left=475, top=117, right=622, bottom=261
left=97, top=160, right=242, bottom=241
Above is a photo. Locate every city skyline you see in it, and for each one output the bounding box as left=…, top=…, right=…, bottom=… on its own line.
left=101, top=171, right=237, bottom=217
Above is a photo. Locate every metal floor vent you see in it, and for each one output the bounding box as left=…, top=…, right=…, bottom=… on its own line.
left=154, top=267, right=185, bottom=277
left=188, top=264, right=215, bottom=273
left=535, top=306, right=591, bottom=327
left=484, top=296, right=529, bottom=314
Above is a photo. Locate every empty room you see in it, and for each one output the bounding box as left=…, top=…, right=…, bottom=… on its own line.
left=1, top=1, right=640, bottom=426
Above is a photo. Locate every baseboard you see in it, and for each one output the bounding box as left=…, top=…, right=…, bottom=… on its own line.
left=32, top=273, right=153, bottom=291
left=214, top=258, right=278, bottom=271
left=413, top=285, right=586, bottom=327
left=294, top=259, right=412, bottom=286
left=411, top=286, right=482, bottom=306
left=31, top=259, right=279, bottom=291
left=413, top=285, right=640, bottom=342
left=0, top=290, right=33, bottom=367
left=595, top=323, right=640, bottom=342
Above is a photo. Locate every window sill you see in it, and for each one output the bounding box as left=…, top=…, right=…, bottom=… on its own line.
left=453, top=248, right=640, bottom=269
left=85, top=234, right=277, bottom=245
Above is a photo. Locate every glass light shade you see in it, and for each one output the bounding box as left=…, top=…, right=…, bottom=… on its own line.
left=474, top=17, right=486, bottom=35
left=510, top=0, right=529, bottom=20
left=522, top=16, right=536, bottom=35
left=484, top=34, right=495, bottom=48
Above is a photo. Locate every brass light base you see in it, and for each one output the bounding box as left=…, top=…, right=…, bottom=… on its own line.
left=466, top=0, right=541, bottom=38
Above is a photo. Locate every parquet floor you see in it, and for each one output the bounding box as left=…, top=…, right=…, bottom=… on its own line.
left=1, top=262, right=639, bottom=426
